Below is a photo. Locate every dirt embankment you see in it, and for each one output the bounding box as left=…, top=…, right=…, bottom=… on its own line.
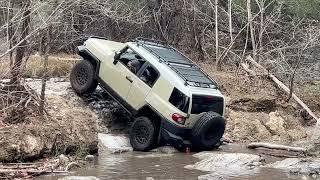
left=200, top=63, right=316, bottom=143
left=0, top=79, right=98, bottom=162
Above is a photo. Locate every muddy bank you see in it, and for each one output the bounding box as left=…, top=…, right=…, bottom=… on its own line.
left=0, top=78, right=98, bottom=162
left=198, top=65, right=313, bottom=143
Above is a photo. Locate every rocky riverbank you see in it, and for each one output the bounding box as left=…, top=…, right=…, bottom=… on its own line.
left=0, top=78, right=98, bottom=163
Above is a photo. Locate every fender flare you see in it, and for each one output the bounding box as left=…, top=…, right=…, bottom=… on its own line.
left=77, top=46, right=100, bottom=78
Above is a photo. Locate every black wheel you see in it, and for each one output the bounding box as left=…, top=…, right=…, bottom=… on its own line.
left=70, top=60, right=98, bottom=95
left=130, top=117, right=156, bottom=151
left=191, top=112, right=225, bottom=151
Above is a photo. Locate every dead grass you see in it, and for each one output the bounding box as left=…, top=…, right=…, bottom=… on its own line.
left=0, top=53, right=78, bottom=79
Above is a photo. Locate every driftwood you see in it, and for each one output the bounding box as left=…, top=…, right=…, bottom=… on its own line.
left=244, top=55, right=319, bottom=125
left=247, top=142, right=307, bottom=153
left=0, top=160, right=65, bottom=179
left=65, top=162, right=80, bottom=171
left=253, top=147, right=305, bottom=158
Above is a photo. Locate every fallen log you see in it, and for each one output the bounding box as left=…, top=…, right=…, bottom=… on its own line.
left=244, top=56, right=319, bottom=126
left=240, top=63, right=256, bottom=76
left=247, top=142, right=307, bottom=153
left=256, top=149, right=305, bottom=158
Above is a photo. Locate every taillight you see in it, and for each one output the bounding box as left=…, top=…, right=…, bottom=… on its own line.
left=172, top=113, right=186, bottom=125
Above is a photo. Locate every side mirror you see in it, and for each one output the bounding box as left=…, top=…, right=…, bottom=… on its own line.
left=113, top=51, right=120, bottom=64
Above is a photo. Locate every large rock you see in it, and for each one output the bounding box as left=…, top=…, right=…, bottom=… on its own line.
left=98, top=133, right=132, bottom=153
left=185, top=152, right=263, bottom=178
left=266, top=158, right=320, bottom=176
left=266, top=111, right=286, bottom=135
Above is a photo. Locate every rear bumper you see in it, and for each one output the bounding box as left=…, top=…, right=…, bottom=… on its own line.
left=160, top=120, right=192, bottom=149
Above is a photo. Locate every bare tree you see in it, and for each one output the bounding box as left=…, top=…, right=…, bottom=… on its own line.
left=10, top=0, right=31, bottom=84
left=247, top=0, right=257, bottom=60
left=228, top=0, right=233, bottom=43
left=39, top=25, right=52, bottom=115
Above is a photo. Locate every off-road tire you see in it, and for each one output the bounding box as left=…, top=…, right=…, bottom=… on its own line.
left=191, top=112, right=225, bottom=151
left=70, top=60, right=98, bottom=95
left=130, top=117, right=156, bottom=151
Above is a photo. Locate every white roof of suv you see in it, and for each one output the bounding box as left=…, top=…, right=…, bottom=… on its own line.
left=126, top=38, right=223, bottom=98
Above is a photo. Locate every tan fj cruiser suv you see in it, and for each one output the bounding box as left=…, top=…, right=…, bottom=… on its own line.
left=70, top=37, right=226, bottom=151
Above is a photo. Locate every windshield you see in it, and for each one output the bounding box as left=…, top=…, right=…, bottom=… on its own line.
left=191, top=95, right=223, bottom=115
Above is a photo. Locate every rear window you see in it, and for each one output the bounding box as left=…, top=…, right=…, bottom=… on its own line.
left=191, top=95, right=223, bottom=115
left=169, top=88, right=189, bottom=113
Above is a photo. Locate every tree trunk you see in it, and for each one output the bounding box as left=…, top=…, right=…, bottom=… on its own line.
left=10, top=0, right=31, bottom=84
left=228, top=0, right=233, bottom=43
left=215, top=0, right=220, bottom=70
left=7, top=0, right=14, bottom=67
left=247, top=0, right=257, bottom=60
left=39, top=26, right=52, bottom=115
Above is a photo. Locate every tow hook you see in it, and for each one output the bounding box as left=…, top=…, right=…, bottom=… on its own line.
left=185, top=147, right=191, bottom=154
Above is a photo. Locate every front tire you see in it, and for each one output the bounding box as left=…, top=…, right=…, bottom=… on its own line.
left=191, top=112, right=225, bottom=151
left=130, top=117, right=156, bottom=151
left=70, top=60, right=98, bottom=95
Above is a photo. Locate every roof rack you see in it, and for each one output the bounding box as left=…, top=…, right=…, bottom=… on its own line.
left=135, top=38, right=218, bottom=89
left=135, top=37, right=168, bottom=47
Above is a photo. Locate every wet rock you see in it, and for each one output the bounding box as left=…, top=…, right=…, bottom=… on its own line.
left=59, top=176, right=100, bottom=180
left=186, top=152, right=263, bottom=178
left=266, top=158, right=320, bottom=176
left=98, top=133, right=132, bottom=153
left=135, top=154, right=173, bottom=158
left=85, top=155, right=95, bottom=161
left=151, top=146, right=178, bottom=153
left=59, top=154, right=69, bottom=166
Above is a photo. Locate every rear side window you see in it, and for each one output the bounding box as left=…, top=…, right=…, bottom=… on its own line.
left=139, top=66, right=159, bottom=87
left=191, top=95, right=223, bottom=115
left=169, top=88, right=189, bottom=113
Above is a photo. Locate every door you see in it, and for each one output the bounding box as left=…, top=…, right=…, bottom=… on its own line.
left=127, top=64, right=160, bottom=109
left=100, top=47, right=143, bottom=100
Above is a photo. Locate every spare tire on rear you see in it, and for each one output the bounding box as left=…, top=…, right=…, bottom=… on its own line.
left=191, top=112, right=225, bottom=151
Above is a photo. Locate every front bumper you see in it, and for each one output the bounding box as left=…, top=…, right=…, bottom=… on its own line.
left=160, top=120, right=192, bottom=149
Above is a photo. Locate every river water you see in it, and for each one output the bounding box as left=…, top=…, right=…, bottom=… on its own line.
left=40, top=144, right=308, bottom=180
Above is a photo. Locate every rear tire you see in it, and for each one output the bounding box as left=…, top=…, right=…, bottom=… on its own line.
left=191, top=112, right=225, bottom=151
left=70, top=60, right=98, bottom=95
left=130, top=117, right=156, bottom=151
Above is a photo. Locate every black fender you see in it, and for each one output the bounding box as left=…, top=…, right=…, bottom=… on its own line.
left=77, top=46, right=100, bottom=78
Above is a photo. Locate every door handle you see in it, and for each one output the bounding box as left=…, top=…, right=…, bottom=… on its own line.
left=126, top=76, right=133, bottom=83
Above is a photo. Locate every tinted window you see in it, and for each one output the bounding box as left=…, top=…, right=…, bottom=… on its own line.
left=191, top=95, right=223, bottom=115
left=169, top=88, right=189, bottom=113
left=119, top=48, right=145, bottom=74
left=139, top=65, right=159, bottom=87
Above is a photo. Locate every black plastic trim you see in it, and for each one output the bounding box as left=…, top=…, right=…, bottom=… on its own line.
left=139, top=104, right=191, bottom=140
left=77, top=46, right=100, bottom=78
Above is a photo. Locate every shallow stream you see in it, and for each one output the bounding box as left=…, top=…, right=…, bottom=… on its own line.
left=40, top=144, right=309, bottom=180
